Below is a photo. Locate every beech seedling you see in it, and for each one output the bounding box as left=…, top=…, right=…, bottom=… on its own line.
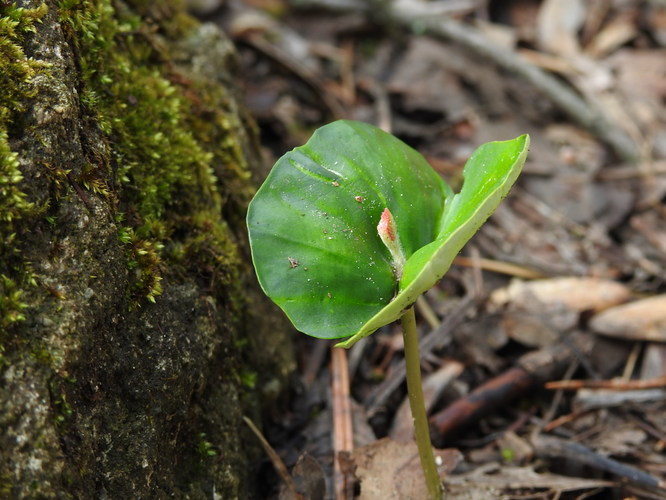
left=247, top=120, right=529, bottom=498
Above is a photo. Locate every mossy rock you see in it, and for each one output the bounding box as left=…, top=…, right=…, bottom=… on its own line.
left=0, top=0, right=293, bottom=498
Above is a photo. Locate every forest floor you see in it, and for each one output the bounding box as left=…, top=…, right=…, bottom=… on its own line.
left=206, top=1, right=665, bottom=498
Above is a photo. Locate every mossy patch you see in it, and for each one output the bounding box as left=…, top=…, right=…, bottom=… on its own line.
left=57, top=0, right=246, bottom=305
left=1, top=1, right=293, bottom=497
left=0, top=3, right=47, bottom=331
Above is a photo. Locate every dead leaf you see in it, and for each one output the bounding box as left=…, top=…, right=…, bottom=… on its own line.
left=386, top=37, right=473, bottom=124
left=501, top=309, right=566, bottom=348
left=537, top=0, right=586, bottom=56
left=474, top=19, right=517, bottom=49
left=489, top=277, right=630, bottom=348
left=352, top=438, right=462, bottom=500
left=490, top=277, right=631, bottom=314
left=592, top=425, right=648, bottom=456
left=607, top=49, right=666, bottom=129
left=446, top=464, right=612, bottom=498
left=589, top=295, right=666, bottom=342
left=454, top=315, right=508, bottom=368
left=279, top=453, right=326, bottom=500
left=585, top=13, right=638, bottom=59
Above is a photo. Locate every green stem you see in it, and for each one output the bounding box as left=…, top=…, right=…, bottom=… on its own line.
left=401, top=306, right=443, bottom=500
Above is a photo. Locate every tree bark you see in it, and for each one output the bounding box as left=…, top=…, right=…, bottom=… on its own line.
left=0, top=1, right=293, bottom=498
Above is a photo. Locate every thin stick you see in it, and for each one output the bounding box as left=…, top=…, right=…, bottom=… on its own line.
left=545, top=375, right=666, bottom=391
left=401, top=306, right=443, bottom=500
left=453, top=255, right=545, bottom=279
left=331, top=346, right=354, bottom=500
left=243, top=416, right=299, bottom=497
left=533, top=434, right=666, bottom=490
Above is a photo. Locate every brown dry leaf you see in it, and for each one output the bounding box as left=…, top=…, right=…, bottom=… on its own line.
left=478, top=196, right=618, bottom=277
left=589, top=295, right=666, bottom=342
left=607, top=49, right=666, bottom=128
left=446, top=464, right=612, bottom=498
left=543, top=124, right=606, bottom=172
left=585, top=13, right=638, bottom=59
left=489, top=277, right=631, bottom=348
left=352, top=399, right=377, bottom=448
left=279, top=453, right=326, bottom=500
left=474, top=19, right=517, bottom=50
left=386, top=37, right=473, bottom=124
left=490, top=277, right=631, bottom=314
left=592, top=425, right=648, bottom=456
left=521, top=123, right=630, bottom=227
left=453, top=314, right=507, bottom=369
left=501, top=308, right=567, bottom=348
left=536, top=0, right=586, bottom=56
left=352, top=438, right=462, bottom=500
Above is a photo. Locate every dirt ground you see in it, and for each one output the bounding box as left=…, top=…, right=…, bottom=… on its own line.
left=201, top=1, right=665, bottom=498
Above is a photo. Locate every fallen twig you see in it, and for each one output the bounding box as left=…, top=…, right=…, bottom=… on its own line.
left=533, top=434, right=666, bottom=492
left=331, top=347, right=354, bottom=500
left=430, top=366, right=534, bottom=446
left=243, top=416, right=301, bottom=499
left=546, top=375, right=666, bottom=391
left=429, top=331, right=595, bottom=444
left=453, top=255, right=545, bottom=280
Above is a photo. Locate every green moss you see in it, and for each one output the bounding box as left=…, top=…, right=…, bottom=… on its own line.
left=0, top=3, right=48, bottom=119
left=196, top=433, right=217, bottom=457
left=0, top=3, right=47, bottom=329
left=49, top=376, right=74, bottom=432
left=57, top=0, right=247, bottom=305
left=0, top=0, right=252, bottom=326
left=1, top=1, right=282, bottom=498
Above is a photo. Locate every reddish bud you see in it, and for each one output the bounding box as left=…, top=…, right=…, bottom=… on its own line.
left=377, top=208, right=405, bottom=279
left=378, top=208, right=396, bottom=241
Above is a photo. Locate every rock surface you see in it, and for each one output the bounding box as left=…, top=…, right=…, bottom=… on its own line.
left=0, top=1, right=293, bottom=498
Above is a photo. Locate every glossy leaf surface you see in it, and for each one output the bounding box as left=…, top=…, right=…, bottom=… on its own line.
left=247, top=120, right=529, bottom=347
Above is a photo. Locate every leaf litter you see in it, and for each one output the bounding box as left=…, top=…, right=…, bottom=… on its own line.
left=192, top=0, right=666, bottom=498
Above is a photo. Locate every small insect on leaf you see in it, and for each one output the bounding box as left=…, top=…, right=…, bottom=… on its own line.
left=287, top=257, right=299, bottom=269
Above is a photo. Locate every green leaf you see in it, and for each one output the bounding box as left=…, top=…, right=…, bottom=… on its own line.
left=247, top=120, right=529, bottom=347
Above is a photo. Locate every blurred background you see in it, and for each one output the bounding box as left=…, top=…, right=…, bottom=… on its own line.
left=196, top=1, right=666, bottom=499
